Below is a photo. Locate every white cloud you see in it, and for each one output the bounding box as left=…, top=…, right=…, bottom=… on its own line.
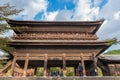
left=54, top=10, right=73, bottom=21
left=45, top=11, right=59, bottom=21
left=93, top=0, right=102, bottom=7
left=44, top=0, right=99, bottom=21
left=43, top=10, right=73, bottom=21
left=114, top=11, right=120, bottom=20
left=73, top=0, right=99, bottom=21
left=97, top=0, right=120, bottom=50
left=0, top=0, right=48, bottom=20
left=97, top=0, right=120, bottom=38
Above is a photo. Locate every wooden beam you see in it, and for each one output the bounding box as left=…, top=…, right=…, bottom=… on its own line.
left=13, top=49, right=100, bottom=55
left=63, top=54, right=66, bottom=77
left=44, top=54, right=47, bottom=70
left=14, top=53, right=93, bottom=57
left=93, top=53, right=98, bottom=76
left=16, top=56, right=44, bottom=60
left=15, top=56, right=93, bottom=60
left=63, top=54, right=66, bottom=70
left=14, top=53, right=94, bottom=57
left=81, top=53, right=86, bottom=76
left=23, top=53, right=29, bottom=76
left=11, top=54, right=17, bottom=76
left=14, top=67, right=23, bottom=74
left=43, top=54, right=48, bottom=76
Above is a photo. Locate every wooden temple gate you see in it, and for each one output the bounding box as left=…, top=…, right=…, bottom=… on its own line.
left=2, top=18, right=113, bottom=76
left=10, top=53, right=99, bottom=76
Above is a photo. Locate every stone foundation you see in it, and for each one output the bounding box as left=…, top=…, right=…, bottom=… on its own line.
left=0, top=76, right=120, bottom=80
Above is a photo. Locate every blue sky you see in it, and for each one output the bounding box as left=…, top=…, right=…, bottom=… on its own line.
left=0, top=0, right=120, bottom=55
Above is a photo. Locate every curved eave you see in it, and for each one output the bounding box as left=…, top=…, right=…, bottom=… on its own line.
left=97, top=44, right=111, bottom=56
left=6, top=18, right=104, bottom=26
left=10, top=40, right=109, bottom=45
left=99, top=55, right=120, bottom=64
left=9, top=40, right=111, bottom=56
left=6, top=18, right=104, bottom=34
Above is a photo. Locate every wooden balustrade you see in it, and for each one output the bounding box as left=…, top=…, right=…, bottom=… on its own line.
left=12, top=33, right=98, bottom=40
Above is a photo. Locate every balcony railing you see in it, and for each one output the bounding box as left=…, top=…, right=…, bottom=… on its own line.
left=13, top=33, right=98, bottom=40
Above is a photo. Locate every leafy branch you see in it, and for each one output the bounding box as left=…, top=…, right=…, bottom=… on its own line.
left=0, top=3, right=23, bottom=53
left=0, top=37, right=14, bottom=52
left=0, top=3, right=23, bottom=32
left=106, top=38, right=117, bottom=45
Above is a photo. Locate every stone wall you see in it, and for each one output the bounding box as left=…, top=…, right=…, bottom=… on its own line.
left=0, top=76, right=120, bottom=80
left=109, top=64, right=120, bottom=76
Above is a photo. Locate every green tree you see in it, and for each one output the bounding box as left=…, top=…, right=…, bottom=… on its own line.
left=105, top=49, right=120, bottom=55
left=0, top=3, right=23, bottom=52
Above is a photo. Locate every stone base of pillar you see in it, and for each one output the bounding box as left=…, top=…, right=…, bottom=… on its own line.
left=83, top=70, right=86, bottom=76
left=43, top=70, right=48, bottom=77
left=23, top=70, right=26, bottom=77
left=63, top=70, right=66, bottom=77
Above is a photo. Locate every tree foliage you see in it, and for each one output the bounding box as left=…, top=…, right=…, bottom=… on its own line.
left=0, top=3, right=23, bottom=52
left=0, top=37, right=14, bottom=52
left=105, top=49, right=120, bottom=55
left=0, top=3, right=23, bottom=32
left=106, top=38, right=117, bottom=45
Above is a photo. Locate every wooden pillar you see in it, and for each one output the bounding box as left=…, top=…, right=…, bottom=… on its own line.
left=11, top=54, right=17, bottom=76
left=93, top=53, right=98, bottom=76
left=23, top=53, right=29, bottom=76
left=47, top=67, right=50, bottom=76
left=63, top=54, right=66, bottom=77
left=74, top=67, right=76, bottom=76
left=80, top=53, right=86, bottom=76
left=44, top=54, right=48, bottom=77
left=34, top=68, right=37, bottom=75
left=74, top=67, right=78, bottom=76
